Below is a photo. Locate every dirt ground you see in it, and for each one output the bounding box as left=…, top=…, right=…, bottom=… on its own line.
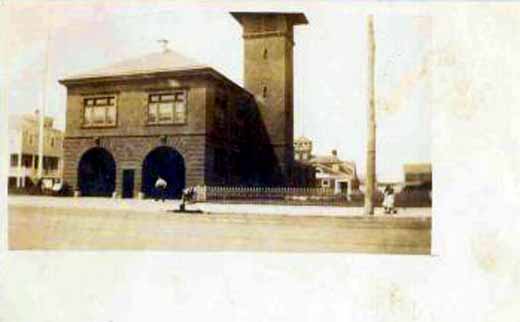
left=8, top=196, right=431, bottom=254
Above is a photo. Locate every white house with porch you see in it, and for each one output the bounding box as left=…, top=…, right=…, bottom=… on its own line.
left=8, top=112, right=64, bottom=189
left=294, top=136, right=359, bottom=195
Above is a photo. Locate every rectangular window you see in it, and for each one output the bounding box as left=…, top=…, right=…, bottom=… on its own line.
left=148, top=103, right=158, bottom=123
left=10, top=155, right=18, bottom=167
left=147, top=91, right=187, bottom=125
left=23, top=155, right=33, bottom=168
left=158, top=102, right=174, bottom=121
left=83, top=95, right=117, bottom=127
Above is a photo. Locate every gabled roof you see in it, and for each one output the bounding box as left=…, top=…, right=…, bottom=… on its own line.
left=310, top=155, right=341, bottom=164
left=404, top=163, right=432, bottom=174
left=61, top=50, right=209, bottom=82
left=294, top=136, right=312, bottom=143
left=315, top=162, right=355, bottom=176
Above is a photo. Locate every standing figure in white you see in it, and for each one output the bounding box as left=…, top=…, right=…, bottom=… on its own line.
left=154, top=176, right=168, bottom=202
left=383, top=185, right=397, bottom=214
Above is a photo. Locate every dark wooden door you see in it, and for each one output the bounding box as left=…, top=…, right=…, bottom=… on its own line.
left=122, top=169, right=135, bottom=199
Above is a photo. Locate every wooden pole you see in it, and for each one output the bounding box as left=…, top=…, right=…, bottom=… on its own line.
left=364, top=15, right=376, bottom=215
left=37, top=6, right=51, bottom=180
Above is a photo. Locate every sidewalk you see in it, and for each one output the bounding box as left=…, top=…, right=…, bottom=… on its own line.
left=7, top=195, right=431, bottom=218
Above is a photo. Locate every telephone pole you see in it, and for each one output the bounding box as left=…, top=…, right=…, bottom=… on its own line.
left=364, top=15, right=376, bottom=215
left=37, top=5, right=51, bottom=180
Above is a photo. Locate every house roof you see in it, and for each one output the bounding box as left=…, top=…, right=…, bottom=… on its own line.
left=404, top=163, right=432, bottom=174
left=58, top=49, right=250, bottom=95
left=315, top=163, right=355, bottom=178
left=294, top=136, right=312, bottom=144
left=61, top=50, right=209, bottom=82
left=8, top=113, right=57, bottom=132
left=310, top=155, right=341, bottom=164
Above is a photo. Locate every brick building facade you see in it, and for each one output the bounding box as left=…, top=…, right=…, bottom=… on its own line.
left=59, top=12, right=307, bottom=199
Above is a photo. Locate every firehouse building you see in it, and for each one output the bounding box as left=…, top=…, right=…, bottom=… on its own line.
left=59, top=12, right=308, bottom=198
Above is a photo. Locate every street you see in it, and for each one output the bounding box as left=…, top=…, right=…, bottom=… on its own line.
left=8, top=196, right=431, bottom=254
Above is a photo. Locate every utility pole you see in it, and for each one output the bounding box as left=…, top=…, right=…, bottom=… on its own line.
left=364, top=15, right=376, bottom=216
left=37, top=5, right=51, bottom=180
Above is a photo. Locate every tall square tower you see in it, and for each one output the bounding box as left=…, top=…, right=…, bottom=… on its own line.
left=231, top=12, right=308, bottom=183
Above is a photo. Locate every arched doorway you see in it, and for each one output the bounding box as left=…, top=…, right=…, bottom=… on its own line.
left=77, top=147, right=116, bottom=197
left=141, top=146, right=185, bottom=199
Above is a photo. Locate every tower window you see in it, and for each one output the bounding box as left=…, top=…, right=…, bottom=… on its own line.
left=263, top=86, right=268, bottom=98
left=263, top=48, right=268, bottom=60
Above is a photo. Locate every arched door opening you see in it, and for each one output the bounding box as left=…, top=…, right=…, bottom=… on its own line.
left=77, top=147, right=116, bottom=197
left=141, top=146, right=186, bottom=199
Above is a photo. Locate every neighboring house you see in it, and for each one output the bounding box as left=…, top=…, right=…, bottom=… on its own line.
left=8, top=111, right=64, bottom=188
left=294, top=136, right=358, bottom=194
left=403, top=163, right=432, bottom=190
left=59, top=12, right=308, bottom=199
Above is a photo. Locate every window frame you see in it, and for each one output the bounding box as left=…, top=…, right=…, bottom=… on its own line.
left=81, top=94, right=118, bottom=128
left=146, top=90, right=188, bottom=126
left=10, top=154, right=18, bottom=167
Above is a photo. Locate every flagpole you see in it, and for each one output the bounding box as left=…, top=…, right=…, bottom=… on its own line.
left=364, top=15, right=376, bottom=216
left=37, top=5, right=51, bottom=180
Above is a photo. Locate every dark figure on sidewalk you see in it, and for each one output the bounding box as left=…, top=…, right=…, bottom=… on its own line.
left=179, top=187, right=196, bottom=212
left=154, top=177, right=167, bottom=202
left=383, top=185, right=397, bottom=214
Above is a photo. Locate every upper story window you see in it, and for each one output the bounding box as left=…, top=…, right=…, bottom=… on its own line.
left=83, top=96, right=117, bottom=127
left=147, top=91, right=187, bottom=125
left=10, top=155, right=18, bottom=167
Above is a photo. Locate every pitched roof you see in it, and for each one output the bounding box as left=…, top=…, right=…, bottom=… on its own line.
left=294, top=136, right=312, bottom=143
left=404, top=163, right=432, bottom=174
left=60, top=49, right=210, bottom=82
left=310, top=154, right=342, bottom=164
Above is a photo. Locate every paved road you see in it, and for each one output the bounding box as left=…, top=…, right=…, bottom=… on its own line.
left=8, top=198, right=431, bottom=254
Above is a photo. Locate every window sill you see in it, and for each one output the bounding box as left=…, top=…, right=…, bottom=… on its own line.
left=145, top=122, right=187, bottom=127
left=81, top=124, right=118, bottom=129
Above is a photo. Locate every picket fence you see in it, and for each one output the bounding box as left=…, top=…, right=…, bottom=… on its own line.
left=192, top=185, right=431, bottom=207
left=194, top=185, right=349, bottom=203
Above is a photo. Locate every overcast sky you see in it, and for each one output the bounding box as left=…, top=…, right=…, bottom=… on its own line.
left=5, top=1, right=432, bottom=182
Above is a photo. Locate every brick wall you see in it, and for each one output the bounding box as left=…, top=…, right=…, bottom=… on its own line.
left=63, top=134, right=205, bottom=196
left=62, top=75, right=211, bottom=197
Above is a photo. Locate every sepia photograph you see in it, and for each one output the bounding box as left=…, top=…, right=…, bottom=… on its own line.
left=6, top=3, right=432, bottom=253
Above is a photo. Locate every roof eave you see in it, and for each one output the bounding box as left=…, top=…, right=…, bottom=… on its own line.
left=59, top=67, right=209, bottom=85
left=230, top=12, right=308, bottom=25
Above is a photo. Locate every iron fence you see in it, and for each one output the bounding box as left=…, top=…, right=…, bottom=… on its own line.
left=195, top=185, right=431, bottom=207
left=196, top=185, right=349, bottom=203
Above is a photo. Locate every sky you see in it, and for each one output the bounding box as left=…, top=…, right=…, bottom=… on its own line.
left=4, top=1, right=432, bottom=182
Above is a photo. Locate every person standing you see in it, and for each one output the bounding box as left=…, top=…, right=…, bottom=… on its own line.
left=154, top=176, right=167, bottom=202
left=383, top=185, right=396, bottom=214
